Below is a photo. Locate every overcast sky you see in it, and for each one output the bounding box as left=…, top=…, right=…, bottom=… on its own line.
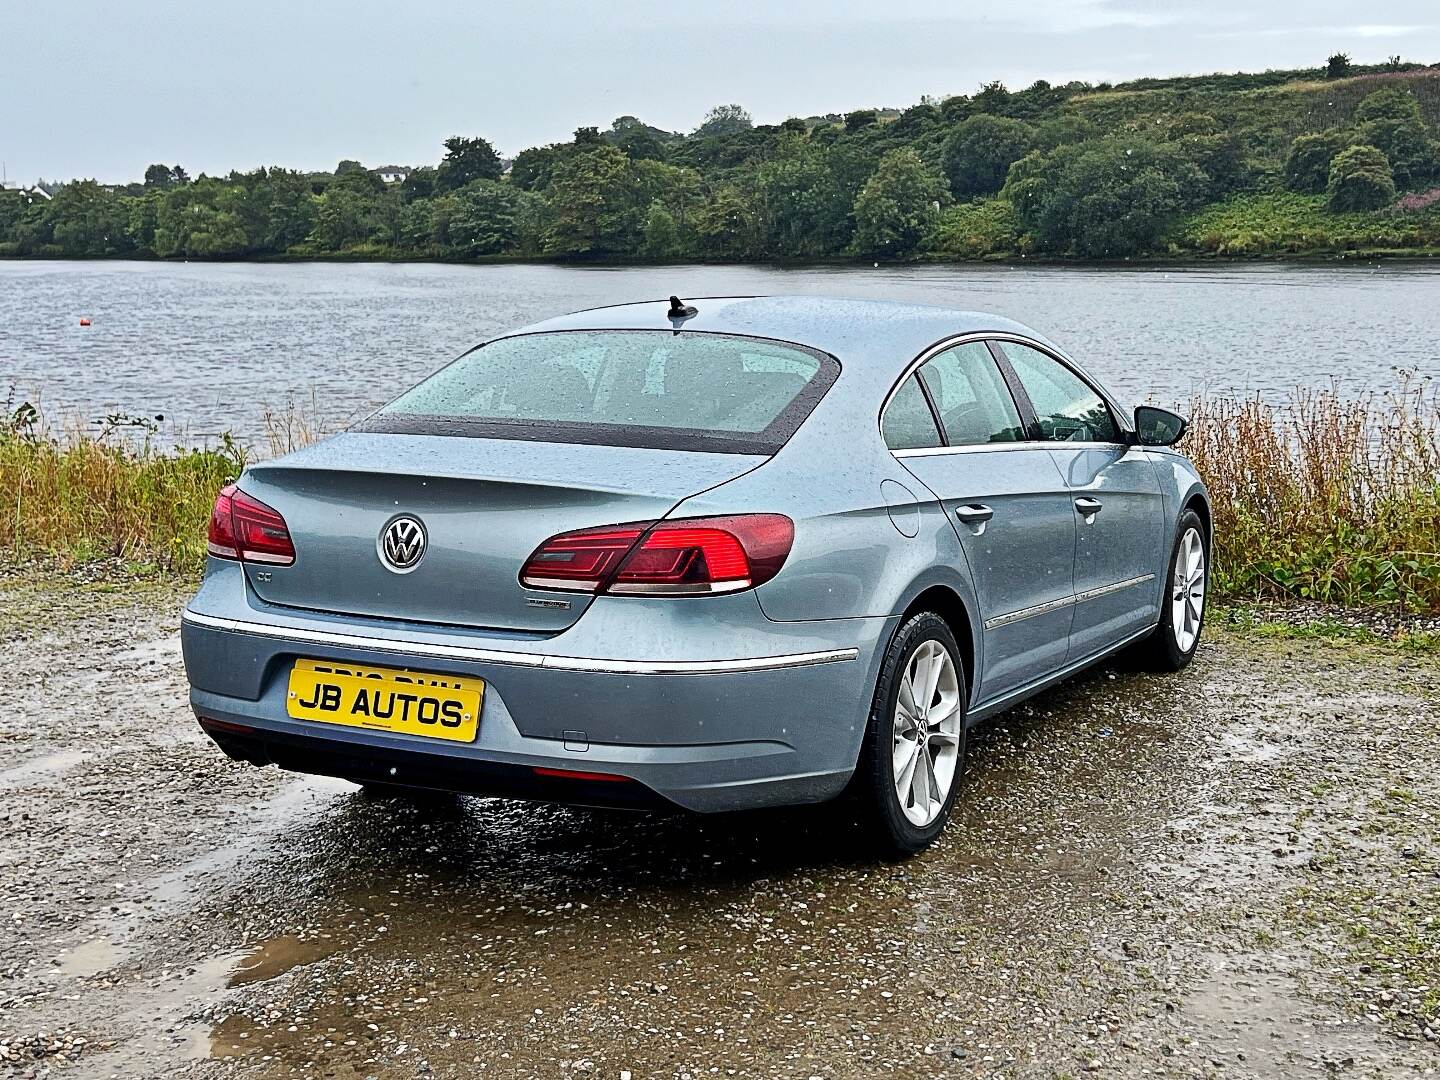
left=3, top=0, right=1437, bottom=184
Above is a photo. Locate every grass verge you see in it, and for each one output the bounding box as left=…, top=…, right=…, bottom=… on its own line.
left=0, top=408, right=244, bottom=574
left=1217, top=606, right=1440, bottom=655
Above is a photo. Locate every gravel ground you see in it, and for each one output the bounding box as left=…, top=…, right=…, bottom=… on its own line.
left=0, top=576, right=1436, bottom=1079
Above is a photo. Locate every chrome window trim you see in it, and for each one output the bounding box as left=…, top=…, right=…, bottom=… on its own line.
left=892, top=440, right=1123, bottom=459
left=982, top=573, right=1157, bottom=631
left=878, top=331, right=997, bottom=449
left=181, top=610, right=859, bottom=676
left=878, top=331, right=1132, bottom=454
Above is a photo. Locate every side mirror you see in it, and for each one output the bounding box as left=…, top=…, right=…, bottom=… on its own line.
left=1134, top=405, right=1188, bottom=447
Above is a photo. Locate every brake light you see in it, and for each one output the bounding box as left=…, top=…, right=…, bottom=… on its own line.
left=207, top=484, right=296, bottom=566
left=207, top=486, right=240, bottom=560
left=520, top=514, right=793, bottom=597
left=516, top=523, right=648, bottom=591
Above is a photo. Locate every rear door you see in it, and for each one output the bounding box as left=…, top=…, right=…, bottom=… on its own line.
left=993, top=340, right=1167, bottom=661
left=887, top=340, right=1077, bottom=704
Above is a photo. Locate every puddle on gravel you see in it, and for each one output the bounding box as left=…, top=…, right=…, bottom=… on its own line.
left=1181, top=953, right=1403, bottom=1077
left=55, top=936, right=125, bottom=978
left=0, top=747, right=86, bottom=788
left=146, top=773, right=356, bottom=907
left=71, top=951, right=243, bottom=1073
left=229, top=933, right=343, bottom=987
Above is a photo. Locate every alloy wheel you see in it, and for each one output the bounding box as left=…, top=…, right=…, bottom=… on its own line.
left=891, top=640, right=963, bottom=827
left=1171, top=527, right=1206, bottom=653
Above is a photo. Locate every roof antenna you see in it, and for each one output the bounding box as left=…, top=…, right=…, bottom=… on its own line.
left=667, top=295, right=698, bottom=331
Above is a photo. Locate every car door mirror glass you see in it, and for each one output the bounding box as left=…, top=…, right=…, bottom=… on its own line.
left=1134, top=405, right=1188, bottom=446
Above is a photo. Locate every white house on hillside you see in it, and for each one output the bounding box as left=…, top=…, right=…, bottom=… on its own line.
left=373, top=165, right=409, bottom=184
left=0, top=181, right=50, bottom=201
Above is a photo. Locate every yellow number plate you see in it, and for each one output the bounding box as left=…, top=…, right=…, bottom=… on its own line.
left=285, top=659, right=482, bottom=743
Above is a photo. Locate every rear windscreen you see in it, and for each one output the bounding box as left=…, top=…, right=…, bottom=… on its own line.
left=357, top=330, right=839, bottom=454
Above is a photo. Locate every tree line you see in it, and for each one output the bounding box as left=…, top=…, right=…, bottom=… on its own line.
left=3, top=56, right=1439, bottom=263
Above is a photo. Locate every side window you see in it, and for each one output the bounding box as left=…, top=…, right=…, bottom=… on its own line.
left=999, top=342, right=1119, bottom=443
left=882, top=375, right=942, bottom=450
left=917, top=341, right=1024, bottom=446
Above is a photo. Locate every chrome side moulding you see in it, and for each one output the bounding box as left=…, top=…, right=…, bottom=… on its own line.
left=968, top=623, right=1157, bottom=723
left=983, top=594, right=1075, bottom=631
left=982, top=573, right=1157, bottom=631
left=181, top=610, right=860, bottom=675
left=1075, top=573, right=1156, bottom=604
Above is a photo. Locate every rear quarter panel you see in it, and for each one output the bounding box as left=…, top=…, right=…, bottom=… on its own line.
left=666, top=379, right=985, bottom=685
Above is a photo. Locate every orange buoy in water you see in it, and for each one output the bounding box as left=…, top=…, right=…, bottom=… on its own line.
left=79, top=318, right=91, bottom=326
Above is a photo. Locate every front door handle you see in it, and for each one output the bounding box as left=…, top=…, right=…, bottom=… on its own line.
left=1075, top=497, right=1103, bottom=524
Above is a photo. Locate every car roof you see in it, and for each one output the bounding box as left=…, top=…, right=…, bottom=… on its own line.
left=504, top=295, right=1060, bottom=373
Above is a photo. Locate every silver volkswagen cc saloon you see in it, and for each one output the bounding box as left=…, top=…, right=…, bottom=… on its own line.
left=182, top=296, right=1210, bottom=855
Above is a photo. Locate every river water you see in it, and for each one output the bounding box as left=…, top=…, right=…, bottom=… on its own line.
left=1, top=259, right=1434, bottom=446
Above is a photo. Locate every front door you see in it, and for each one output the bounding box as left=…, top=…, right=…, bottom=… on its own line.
left=1049, top=446, right=1167, bottom=659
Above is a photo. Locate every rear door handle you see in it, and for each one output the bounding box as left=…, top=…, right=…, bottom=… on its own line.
left=954, top=504, right=994, bottom=535
left=1075, top=497, right=1103, bottom=523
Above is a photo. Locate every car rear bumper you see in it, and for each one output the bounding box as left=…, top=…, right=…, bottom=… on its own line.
left=181, top=570, right=892, bottom=812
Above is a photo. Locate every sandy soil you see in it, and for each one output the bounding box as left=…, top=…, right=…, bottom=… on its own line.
left=0, top=576, right=1436, bottom=1079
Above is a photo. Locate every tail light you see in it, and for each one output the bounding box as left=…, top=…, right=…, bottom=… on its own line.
left=207, top=484, right=296, bottom=565
left=520, top=514, right=793, bottom=597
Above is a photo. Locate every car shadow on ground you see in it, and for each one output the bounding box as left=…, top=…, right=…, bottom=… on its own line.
left=195, top=653, right=1193, bottom=927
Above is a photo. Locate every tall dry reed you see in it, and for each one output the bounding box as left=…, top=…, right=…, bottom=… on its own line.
left=2, top=385, right=1438, bottom=609
left=1185, top=376, right=1440, bottom=610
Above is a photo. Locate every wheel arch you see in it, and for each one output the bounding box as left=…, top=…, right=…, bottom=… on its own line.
left=896, top=583, right=978, bottom=706
left=1182, top=488, right=1211, bottom=541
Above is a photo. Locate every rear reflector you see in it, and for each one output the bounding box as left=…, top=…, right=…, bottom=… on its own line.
left=196, top=716, right=255, bottom=735
left=207, top=484, right=296, bottom=566
left=520, top=514, right=793, bottom=597
left=532, top=766, right=631, bottom=783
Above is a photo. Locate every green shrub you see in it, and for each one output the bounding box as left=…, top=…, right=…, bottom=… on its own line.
left=852, top=149, right=950, bottom=257
left=641, top=202, right=681, bottom=258
left=1284, top=130, right=1352, bottom=193
left=926, top=199, right=1021, bottom=257
left=1327, top=145, right=1396, bottom=211
left=0, top=411, right=244, bottom=573
left=1186, top=381, right=1440, bottom=611
left=941, top=115, right=1035, bottom=199
left=1356, top=117, right=1437, bottom=187
left=1354, top=87, right=1424, bottom=124
left=1180, top=191, right=1440, bottom=254
left=1003, top=138, right=1207, bottom=256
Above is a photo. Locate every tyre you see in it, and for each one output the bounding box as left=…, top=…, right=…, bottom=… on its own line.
left=1133, top=509, right=1209, bottom=672
left=853, top=612, right=969, bottom=858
